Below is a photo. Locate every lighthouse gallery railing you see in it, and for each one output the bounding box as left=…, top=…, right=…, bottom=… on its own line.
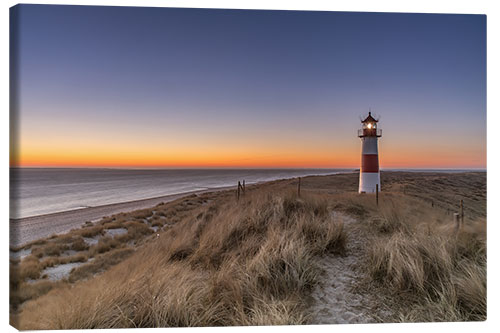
left=358, top=128, right=382, bottom=137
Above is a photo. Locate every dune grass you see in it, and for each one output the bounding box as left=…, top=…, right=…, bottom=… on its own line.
left=68, top=248, right=135, bottom=283
left=15, top=191, right=345, bottom=329
left=10, top=172, right=486, bottom=328
left=360, top=195, right=486, bottom=322
left=10, top=280, right=66, bottom=312
left=9, top=194, right=205, bottom=309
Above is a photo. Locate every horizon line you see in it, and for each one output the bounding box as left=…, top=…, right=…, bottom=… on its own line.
left=10, top=166, right=487, bottom=171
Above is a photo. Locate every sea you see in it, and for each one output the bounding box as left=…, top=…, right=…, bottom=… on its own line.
left=10, top=168, right=353, bottom=219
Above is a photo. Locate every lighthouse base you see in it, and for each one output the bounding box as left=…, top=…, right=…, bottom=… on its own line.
left=359, top=172, right=380, bottom=193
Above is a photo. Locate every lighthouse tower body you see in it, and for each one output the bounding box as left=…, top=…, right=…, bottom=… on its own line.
left=358, top=112, right=382, bottom=193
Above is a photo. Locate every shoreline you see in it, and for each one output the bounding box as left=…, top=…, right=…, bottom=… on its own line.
left=9, top=170, right=484, bottom=247
left=10, top=185, right=236, bottom=247
left=11, top=169, right=351, bottom=220
left=10, top=171, right=348, bottom=246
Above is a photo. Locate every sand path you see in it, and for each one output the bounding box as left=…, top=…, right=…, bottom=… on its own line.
left=308, top=212, right=392, bottom=324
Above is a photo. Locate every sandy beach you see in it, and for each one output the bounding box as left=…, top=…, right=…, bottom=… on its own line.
left=10, top=186, right=233, bottom=247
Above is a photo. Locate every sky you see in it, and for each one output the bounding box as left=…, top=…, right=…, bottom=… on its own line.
left=10, top=5, right=486, bottom=169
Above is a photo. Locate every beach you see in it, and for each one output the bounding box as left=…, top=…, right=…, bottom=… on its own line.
left=11, top=168, right=345, bottom=219
left=10, top=168, right=349, bottom=246
left=10, top=171, right=486, bottom=328
left=10, top=187, right=233, bottom=247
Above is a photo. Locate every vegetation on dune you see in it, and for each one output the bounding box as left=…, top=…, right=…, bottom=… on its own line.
left=9, top=194, right=207, bottom=316
left=368, top=223, right=485, bottom=320
left=10, top=280, right=66, bottom=312
left=15, top=192, right=345, bottom=329
left=68, top=248, right=135, bottom=283
left=323, top=187, right=486, bottom=322
left=360, top=195, right=486, bottom=322
left=10, top=172, right=486, bottom=328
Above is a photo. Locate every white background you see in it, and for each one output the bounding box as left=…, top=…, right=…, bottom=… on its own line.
left=2, top=1, right=498, bottom=332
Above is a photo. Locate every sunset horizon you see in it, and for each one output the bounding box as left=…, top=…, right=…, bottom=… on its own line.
left=10, top=163, right=487, bottom=170
left=10, top=6, right=485, bottom=171
left=12, top=128, right=486, bottom=169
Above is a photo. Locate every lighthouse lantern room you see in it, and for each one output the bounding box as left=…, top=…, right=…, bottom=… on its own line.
left=358, top=112, right=382, bottom=193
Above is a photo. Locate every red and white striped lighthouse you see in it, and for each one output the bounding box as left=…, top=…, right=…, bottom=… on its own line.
left=358, top=112, right=382, bottom=193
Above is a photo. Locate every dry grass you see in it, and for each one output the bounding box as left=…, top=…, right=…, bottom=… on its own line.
left=10, top=171, right=486, bottom=328
left=70, top=237, right=89, bottom=251
left=10, top=210, right=164, bottom=315
left=41, top=253, right=89, bottom=268
left=77, top=225, right=105, bottom=238
left=111, top=221, right=154, bottom=244
left=68, top=248, right=135, bottom=283
left=10, top=201, right=178, bottom=316
left=11, top=255, right=42, bottom=282
left=31, top=243, right=68, bottom=258
left=100, top=220, right=123, bottom=229
left=89, top=236, right=121, bottom=256
left=10, top=252, right=91, bottom=292
left=10, top=280, right=66, bottom=313
left=16, top=191, right=345, bottom=329
left=130, top=209, right=153, bottom=220
left=125, top=221, right=153, bottom=235
left=151, top=216, right=166, bottom=227
left=365, top=196, right=486, bottom=322
left=293, top=171, right=486, bottom=323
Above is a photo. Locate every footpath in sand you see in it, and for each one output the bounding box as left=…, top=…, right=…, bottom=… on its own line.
left=309, top=212, right=394, bottom=324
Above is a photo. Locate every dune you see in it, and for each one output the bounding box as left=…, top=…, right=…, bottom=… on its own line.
left=10, top=171, right=486, bottom=328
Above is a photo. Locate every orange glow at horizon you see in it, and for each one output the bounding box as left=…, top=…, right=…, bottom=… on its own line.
left=11, top=120, right=486, bottom=169
left=12, top=143, right=486, bottom=169
left=14, top=146, right=357, bottom=168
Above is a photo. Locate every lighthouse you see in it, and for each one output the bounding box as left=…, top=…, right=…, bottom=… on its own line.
left=358, top=112, right=382, bottom=193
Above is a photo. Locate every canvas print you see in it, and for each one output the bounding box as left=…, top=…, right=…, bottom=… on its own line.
left=9, top=4, right=486, bottom=329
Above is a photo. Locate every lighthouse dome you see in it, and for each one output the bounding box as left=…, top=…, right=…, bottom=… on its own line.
left=361, top=112, right=378, bottom=123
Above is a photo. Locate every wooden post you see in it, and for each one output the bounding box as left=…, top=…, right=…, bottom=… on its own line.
left=376, top=184, right=379, bottom=206
left=243, top=180, right=245, bottom=194
left=237, top=181, right=241, bottom=201
left=298, top=177, right=301, bottom=197
left=460, top=200, right=464, bottom=224
left=454, top=213, right=460, bottom=231
left=431, top=199, right=434, bottom=207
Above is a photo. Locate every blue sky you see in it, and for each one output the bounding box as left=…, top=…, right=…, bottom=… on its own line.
left=11, top=5, right=486, bottom=168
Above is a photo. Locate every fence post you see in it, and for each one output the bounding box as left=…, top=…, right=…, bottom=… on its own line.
left=298, top=177, right=301, bottom=197
left=376, top=184, right=379, bottom=206
left=454, top=213, right=460, bottom=231
left=460, top=200, right=464, bottom=224
left=237, top=181, right=241, bottom=201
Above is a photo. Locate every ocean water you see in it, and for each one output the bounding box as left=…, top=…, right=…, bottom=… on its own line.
left=10, top=168, right=351, bottom=219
